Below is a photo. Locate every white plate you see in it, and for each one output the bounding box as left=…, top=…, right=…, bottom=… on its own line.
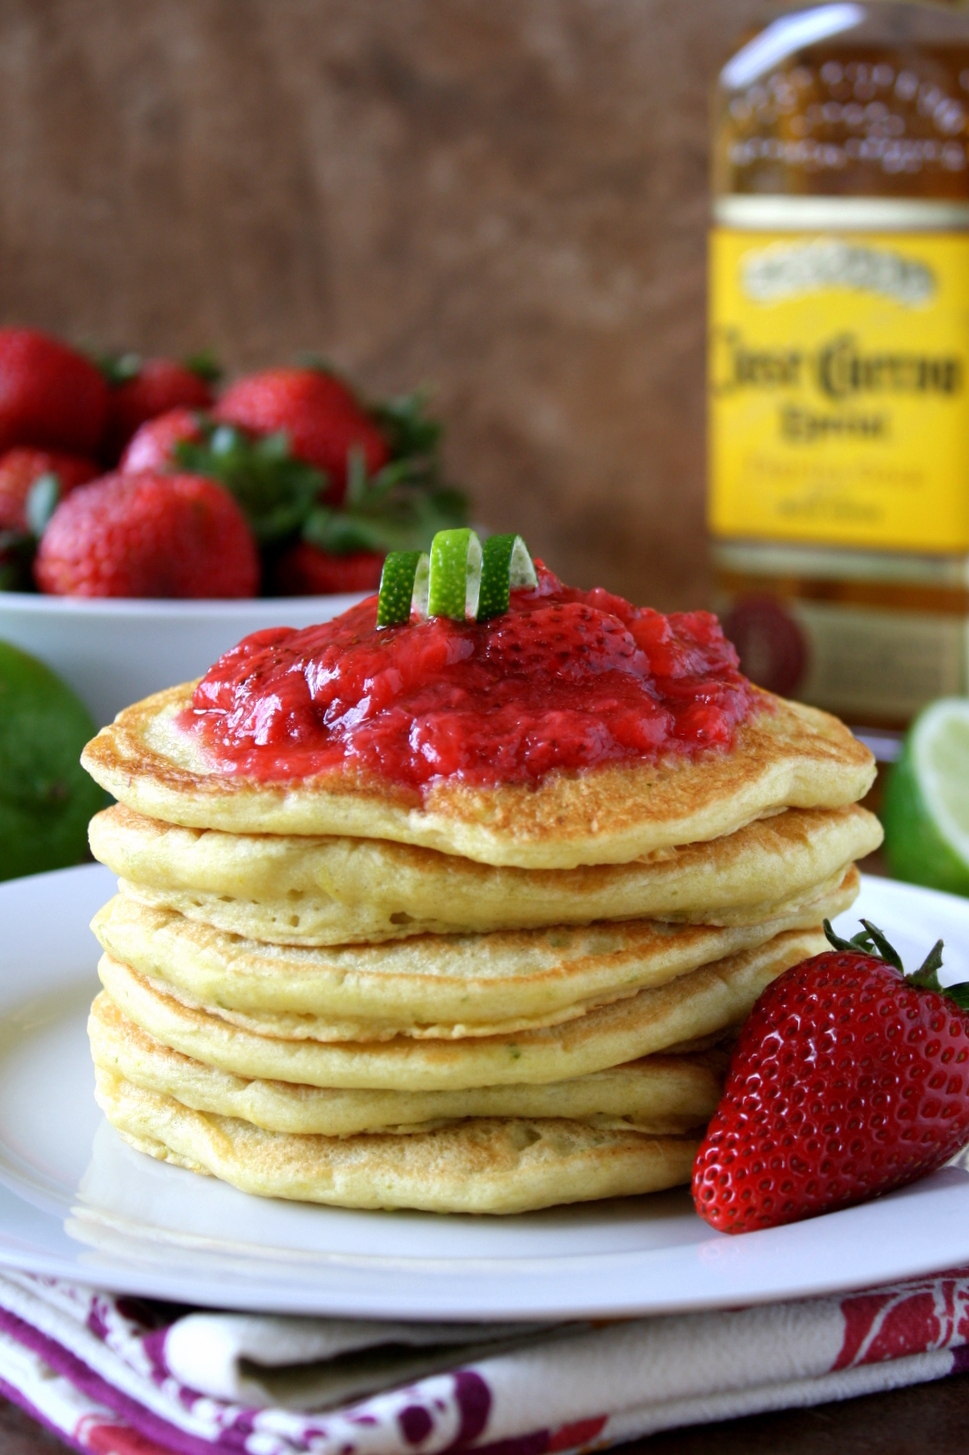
left=0, top=865, right=967, bottom=1321
left=0, top=592, right=366, bottom=726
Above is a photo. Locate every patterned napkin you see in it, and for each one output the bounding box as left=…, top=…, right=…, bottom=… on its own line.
left=0, top=1267, right=966, bottom=1454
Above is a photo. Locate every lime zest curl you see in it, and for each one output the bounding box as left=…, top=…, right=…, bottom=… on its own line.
left=478, top=534, right=538, bottom=620
left=429, top=528, right=483, bottom=621
left=375, top=551, right=429, bottom=627
left=376, top=529, right=535, bottom=627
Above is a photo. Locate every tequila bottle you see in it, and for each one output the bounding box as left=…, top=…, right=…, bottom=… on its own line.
left=709, top=1, right=969, bottom=731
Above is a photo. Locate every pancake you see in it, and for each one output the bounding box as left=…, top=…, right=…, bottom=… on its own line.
left=94, top=1067, right=700, bottom=1214
left=89, top=993, right=725, bottom=1137
left=81, top=685, right=875, bottom=868
left=90, top=803, right=882, bottom=944
left=97, top=926, right=824, bottom=1091
left=92, top=869, right=857, bottom=1039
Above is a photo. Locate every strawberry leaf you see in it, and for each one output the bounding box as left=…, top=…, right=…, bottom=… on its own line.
left=825, top=917, right=969, bottom=1012
left=302, top=483, right=467, bottom=558
left=371, top=389, right=442, bottom=460
left=184, top=350, right=223, bottom=384
left=858, top=920, right=904, bottom=972
left=942, top=983, right=969, bottom=1011
left=903, top=939, right=969, bottom=1012
left=823, top=920, right=879, bottom=956
left=297, top=351, right=342, bottom=377
left=174, top=425, right=326, bottom=544
left=823, top=918, right=903, bottom=970
left=96, top=351, right=142, bottom=386
left=302, top=436, right=467, bottom=557
left=907, top=939, right=946, bottom=989
left=0, top=529, right=37, bottom=591
left=24, top=473, right=61, bottom=537
left=344, top=449, right=372, bottom=509
left=0, top=473, right=65, bottom=591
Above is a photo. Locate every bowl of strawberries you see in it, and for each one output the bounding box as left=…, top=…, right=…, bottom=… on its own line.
left=0, top=328, right=467, bottom=724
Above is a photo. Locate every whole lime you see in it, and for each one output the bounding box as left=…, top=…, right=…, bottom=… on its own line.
left=0, top=640, right=105, bottom=881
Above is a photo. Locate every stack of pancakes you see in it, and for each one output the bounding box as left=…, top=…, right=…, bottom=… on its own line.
left=82, top=683, right=881, bottom=1215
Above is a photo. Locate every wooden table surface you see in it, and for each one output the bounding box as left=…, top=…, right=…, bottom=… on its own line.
left=3, top=1370, right=969, bottom=1454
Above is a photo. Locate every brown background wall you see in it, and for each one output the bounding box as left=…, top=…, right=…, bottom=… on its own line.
left=0, top=0, right=767, bottom=608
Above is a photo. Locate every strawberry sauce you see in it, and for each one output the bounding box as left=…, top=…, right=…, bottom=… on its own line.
left=185, top=564, right=753, bottom=791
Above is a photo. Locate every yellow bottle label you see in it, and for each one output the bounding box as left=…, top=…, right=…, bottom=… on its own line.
left=708, top=225, right=969, bottom=553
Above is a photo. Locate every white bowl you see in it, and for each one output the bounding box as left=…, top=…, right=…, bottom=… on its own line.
left=0, top=592, right=366, bottom=727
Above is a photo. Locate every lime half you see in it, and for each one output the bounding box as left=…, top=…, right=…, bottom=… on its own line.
left=882, top=697, right=969, bottom=895
left=0, top=641, right=106, bottom=882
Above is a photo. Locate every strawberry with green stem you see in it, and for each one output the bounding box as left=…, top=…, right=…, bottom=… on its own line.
left=123, top=411, right=325, bottom=550
left=0, top=448, right=99, bottom=532
left=0, top=448, right=100, bottom=591
left=98, top=351, right=220, bottom=462
left=184, top=381, right=464, bottom=591
left=275, top=441, right=466, bottom=596
left=214, top=365, right=389, bottom=504
left=116, top=366, right=466, bottom=595
left=692, top=918, right=969, bottom=1234
left=172, top=423, right=327, bottom=546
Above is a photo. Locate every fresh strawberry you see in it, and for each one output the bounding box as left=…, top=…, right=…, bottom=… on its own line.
left=692, top=920, right=969, bottom=1234
left=214, top=367, right=389, bottom=504
left=0, top=448, right=99, bottom=531
left=101, top=356, right=216, bottom=461
left=271, top=541, right=385, bottom=595
left=119, top=408, right=207, bottom=474
left=0, top=328, right=109, bottom=454
left=34, top=471, right=258, bottom=598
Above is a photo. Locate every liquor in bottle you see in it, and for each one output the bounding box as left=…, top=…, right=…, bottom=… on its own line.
left=709, top=1, right=969, bottom=731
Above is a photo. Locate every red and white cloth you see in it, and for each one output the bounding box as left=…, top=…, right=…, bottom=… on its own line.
left=0, top=1267, right=966, bottom=1455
